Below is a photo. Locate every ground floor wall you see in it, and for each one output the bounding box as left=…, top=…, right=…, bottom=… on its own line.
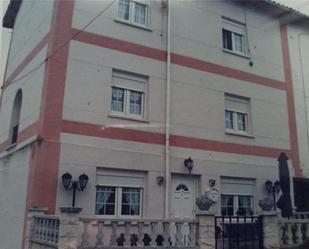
left=56, top=133, right=290, bottom=218
left=0, top=145, right=31, bottom=249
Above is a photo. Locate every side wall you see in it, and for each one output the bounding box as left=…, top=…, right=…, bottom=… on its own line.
left=0, top=0, right=54, bottom=248
left=0, top=146, right=32, bottom=249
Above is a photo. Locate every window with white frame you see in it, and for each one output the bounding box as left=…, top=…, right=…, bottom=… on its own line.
left=111, top=70, right=147, bottom=119
left=221, top=195, right=253, bottom=216
left=95, top=186, right=142, bottom=216
left=221, top=177, right=255, bottom=216
left=118, top=0, right=149, bottom=27
left=225, top=94, right=250, bottom=135
left=95, top=169, right=144, bottom=217
left=222, top=17, right=247, bottom=55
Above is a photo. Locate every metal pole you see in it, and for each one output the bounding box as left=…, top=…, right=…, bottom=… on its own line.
left=72, top=182, right=77, bottom=207
left=273, top=186, right=276, bottom=211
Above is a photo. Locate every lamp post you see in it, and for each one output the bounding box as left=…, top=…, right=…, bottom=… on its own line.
left=184, top=157, right=194, bottom=174
left=61, top=172, right=89, bottom=207
left=265, top=180, right=281, bottom=211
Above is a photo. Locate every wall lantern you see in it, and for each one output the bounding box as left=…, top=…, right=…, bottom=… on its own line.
left=265, top=180, right=281, bottom=211
left=184, top=157, right=194, bottom=174
left=156, top=176, right=164, bottom=185
left=61, top=172, right=89, bottom=207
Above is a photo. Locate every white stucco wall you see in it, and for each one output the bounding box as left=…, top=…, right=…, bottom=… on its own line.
left=58, top=0, right=294, bottom=217
left=0, top=47, right=47, bottom=144
left=4, top=0, right=53, bottom=78
left=0, top=146, right=31, bottom=249
left=56, top=133, right=281, bottom=218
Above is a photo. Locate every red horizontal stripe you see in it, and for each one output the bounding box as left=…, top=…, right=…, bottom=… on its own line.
left=171, top=53, right=286, bottom=90
left=71, top=29, right=286, bottom=90
left=62, top=120, right=290, bottom=158
left=71, top=28, right=167, bottom=61
left=171, top=134, right=290, bottom=158
left=4, top=34, right=49, bottom=86
left=62, top=120, right=165, bottom=145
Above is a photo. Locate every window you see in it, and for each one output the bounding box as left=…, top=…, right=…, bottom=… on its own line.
left=96, top=186, right=142, bottom=216
left=95, top=169, right=145, bottom=217
left=221, top=194, right=253, bottom=216
left=9, top=89, right=22, bottom=145
left=221, top=177, right=255, bottom=216
left=225, top=94, right=250, bottom=135
left=111, top=70, right=147, bottom=119
left=222, top=17, right=246, bottom=55
left=118, top=0, right=149, bottom=27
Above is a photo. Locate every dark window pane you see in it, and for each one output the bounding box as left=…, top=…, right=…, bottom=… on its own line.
left=223, top=29, right=232, bottom=50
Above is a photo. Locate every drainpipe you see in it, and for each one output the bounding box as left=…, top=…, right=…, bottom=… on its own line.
left=164, top=0, right=171, bottom=219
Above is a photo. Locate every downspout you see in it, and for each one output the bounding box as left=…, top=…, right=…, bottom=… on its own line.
left=164, top=0, right=171, bottom=219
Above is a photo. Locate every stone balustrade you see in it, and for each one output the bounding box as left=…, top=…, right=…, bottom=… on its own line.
left=279, top=217, right=309, bottom=247
left=79, top=218, right=198, bottom=248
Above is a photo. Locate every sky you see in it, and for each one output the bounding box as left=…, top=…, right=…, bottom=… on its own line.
left=0, top=0, right=309, bottom=86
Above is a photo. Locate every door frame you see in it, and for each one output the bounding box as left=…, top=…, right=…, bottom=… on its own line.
left=170, top=174, right=200, bottom=218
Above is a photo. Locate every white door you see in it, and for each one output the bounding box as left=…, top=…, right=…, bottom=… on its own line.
left=171, top=176, right=196, bottom=219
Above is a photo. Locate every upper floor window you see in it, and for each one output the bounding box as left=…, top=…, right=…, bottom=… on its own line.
left=111, top=70, right=147, bottom=119
left=222, top=18, right=247, bottom=55
left=9, top=89, right=22, bottom=145
left=118, top=0, right=149, bottom=27
left=225, top=93, right=250, bottom=136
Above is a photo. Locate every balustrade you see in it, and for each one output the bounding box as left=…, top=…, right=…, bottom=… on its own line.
left=79, top=218, right=197, bottom=248
left=279, top=218, right=309, bottom=247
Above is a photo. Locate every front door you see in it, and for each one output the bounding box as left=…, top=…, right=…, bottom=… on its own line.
left=171, top=176, right=196, bottom=219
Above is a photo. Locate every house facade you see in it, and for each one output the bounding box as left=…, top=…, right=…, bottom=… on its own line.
left=1, top=0, right=309, bottom=248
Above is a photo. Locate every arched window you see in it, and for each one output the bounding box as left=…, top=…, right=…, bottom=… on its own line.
left=176, top=184, right=189, bottom=191
left=9, top=89, right=22, bottom=145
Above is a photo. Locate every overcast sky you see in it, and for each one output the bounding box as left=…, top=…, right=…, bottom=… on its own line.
left=0, top=0, right=309, bottom=86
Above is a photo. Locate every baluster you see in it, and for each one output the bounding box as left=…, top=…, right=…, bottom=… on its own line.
left=295, top=223, right=303, bottom=244
left=287, top=224, right=293, bottom=245
left=150, top=222, right=157, bottom=246
left=124, top=221, right=131, bottom=246
left=162, top=221, right=170, bottom=246
left=175, top=222, right=184, bottom=246
left=304, top=223, right=309, bottom=241
left=39, top=218, right=43, bottom=240
left=280, top=223, right=287, bottom=244
left=137, top=221, right=144, bottom=247
left=55, top=220, right=59, bottom=243
left=95, top=221, right=104, bottom=248
left=51, top=220, right=55, bottom=243
left=110, top=221, right=117, bottom=246
left=81, top=221, right=91, bottom=248
left=188, top=221, right=196, bottom=247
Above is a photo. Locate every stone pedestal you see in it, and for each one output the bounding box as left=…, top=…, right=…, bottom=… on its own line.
left=196, top=211, right=216, bottom=249
left=59, top=207, right=82, bottom=249
left=25, top=207, right=48, bottom=249
left=260, top=211, right=280, bottom=249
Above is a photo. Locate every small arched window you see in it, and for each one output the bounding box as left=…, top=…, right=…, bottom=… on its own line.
left=176, top=184, right=189, bottom=191
left=9, top=89, right=22, bottom=145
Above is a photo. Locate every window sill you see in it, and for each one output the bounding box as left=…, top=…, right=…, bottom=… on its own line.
left=114, top=18, right=152, bottom=32
left=225, top=131, right=254, bottom=139
left=108, top=113, right=150, bottom=123
left=223, top=48, right=250, bottom=59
